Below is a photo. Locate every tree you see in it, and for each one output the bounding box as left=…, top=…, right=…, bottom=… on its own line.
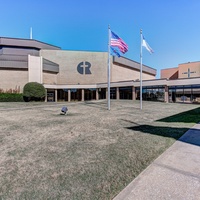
left=23, top=82, right=45, bottom=102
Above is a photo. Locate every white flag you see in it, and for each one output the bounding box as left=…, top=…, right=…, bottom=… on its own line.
left=142, top=36, right=154, bottom=54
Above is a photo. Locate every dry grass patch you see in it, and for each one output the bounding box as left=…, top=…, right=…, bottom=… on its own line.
left=0, top=100, right=199, bottom=199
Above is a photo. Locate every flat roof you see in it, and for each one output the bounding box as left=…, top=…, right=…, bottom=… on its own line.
left=161, top=67, right=178, bottom=71
left=0, top=37, right=61, bottom=50
left=179, top=61, right=200, bottom=65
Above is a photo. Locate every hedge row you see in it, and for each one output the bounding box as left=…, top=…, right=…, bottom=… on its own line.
left=0, top=93, right=24, bottom=102
left=0, top=82, right=46, bottom=102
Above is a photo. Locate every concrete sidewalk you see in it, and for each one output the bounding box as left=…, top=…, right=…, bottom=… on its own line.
left=113, top=124, right=200, bottom=200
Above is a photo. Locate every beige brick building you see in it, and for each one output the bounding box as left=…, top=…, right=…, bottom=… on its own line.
left=2, top=37, right=200, bottom=104
left=0, top=37, right=156, bottom=102
left=161, top=61, right=200, bottom=80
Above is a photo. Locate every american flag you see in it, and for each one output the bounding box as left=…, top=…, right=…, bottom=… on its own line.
left=110, top=31, right=128, bottom=54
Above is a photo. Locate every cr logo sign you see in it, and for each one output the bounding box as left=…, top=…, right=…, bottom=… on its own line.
left=77, top=61, right=92, bottom=75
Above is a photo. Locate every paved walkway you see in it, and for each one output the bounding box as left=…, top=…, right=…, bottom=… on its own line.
left=113, top=124, right=200, bottom=200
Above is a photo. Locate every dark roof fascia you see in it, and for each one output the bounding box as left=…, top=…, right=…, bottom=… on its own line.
left=113, top=56, right=156, bottom=76
left=0, top=37, right=61, bottom=50
left=115, top=56, right=156, bottom=70
left=43, top=58, right=59, bottom=73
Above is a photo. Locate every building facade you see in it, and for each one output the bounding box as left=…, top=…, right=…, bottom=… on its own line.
left=0, top=37, right=60, bottom=93
left=161, top=61, right=200, bottom=80
left=1, top=37, right=200, bottom=104
left=0, top=37, right=157, bottom=102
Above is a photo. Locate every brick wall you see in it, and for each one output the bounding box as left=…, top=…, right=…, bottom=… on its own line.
left=0, top=69, right=28, bottom=93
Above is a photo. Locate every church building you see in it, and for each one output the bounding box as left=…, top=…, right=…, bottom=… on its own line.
left=1, top=36, right=200, bottom=104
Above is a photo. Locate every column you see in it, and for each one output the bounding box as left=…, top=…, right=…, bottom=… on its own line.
left=55, top=89, right=57, bottom=102
left=81, top=89, right=84, bottom=101
left=45, top=89, right=47, bottom=102
left=106, top=88, right=108, bottom=100
left=68, top=89, right=71, bottom=102
left=132, top=86, right=136, bottom=100
left=96, top=89, right=99, bottom=100
left=116, top=87, right=120, bottom=100
left=165, top=85, right=169, bottom=103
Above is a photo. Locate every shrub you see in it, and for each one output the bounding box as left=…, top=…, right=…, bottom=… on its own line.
left=23, top=82, right=45, bottom=102
left=0, top=93, right=24, bottom=102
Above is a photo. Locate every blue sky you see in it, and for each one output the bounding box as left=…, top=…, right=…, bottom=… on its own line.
left=1, top=0, right=200, bottom=78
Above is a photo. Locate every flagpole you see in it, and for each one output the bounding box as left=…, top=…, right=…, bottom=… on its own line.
left=140, top=29, right=143, bottom=110
left=107, top=25, right=111, bottom=110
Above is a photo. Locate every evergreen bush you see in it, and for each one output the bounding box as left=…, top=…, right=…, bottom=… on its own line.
left=23, top=82, right=45, bottom=102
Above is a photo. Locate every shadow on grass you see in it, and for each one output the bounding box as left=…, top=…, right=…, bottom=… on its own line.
left=157, top=107, right=200, bottom=123
left=127, top=125, right=188, bottom=140
left=126, top=125, right=200, bottom=147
